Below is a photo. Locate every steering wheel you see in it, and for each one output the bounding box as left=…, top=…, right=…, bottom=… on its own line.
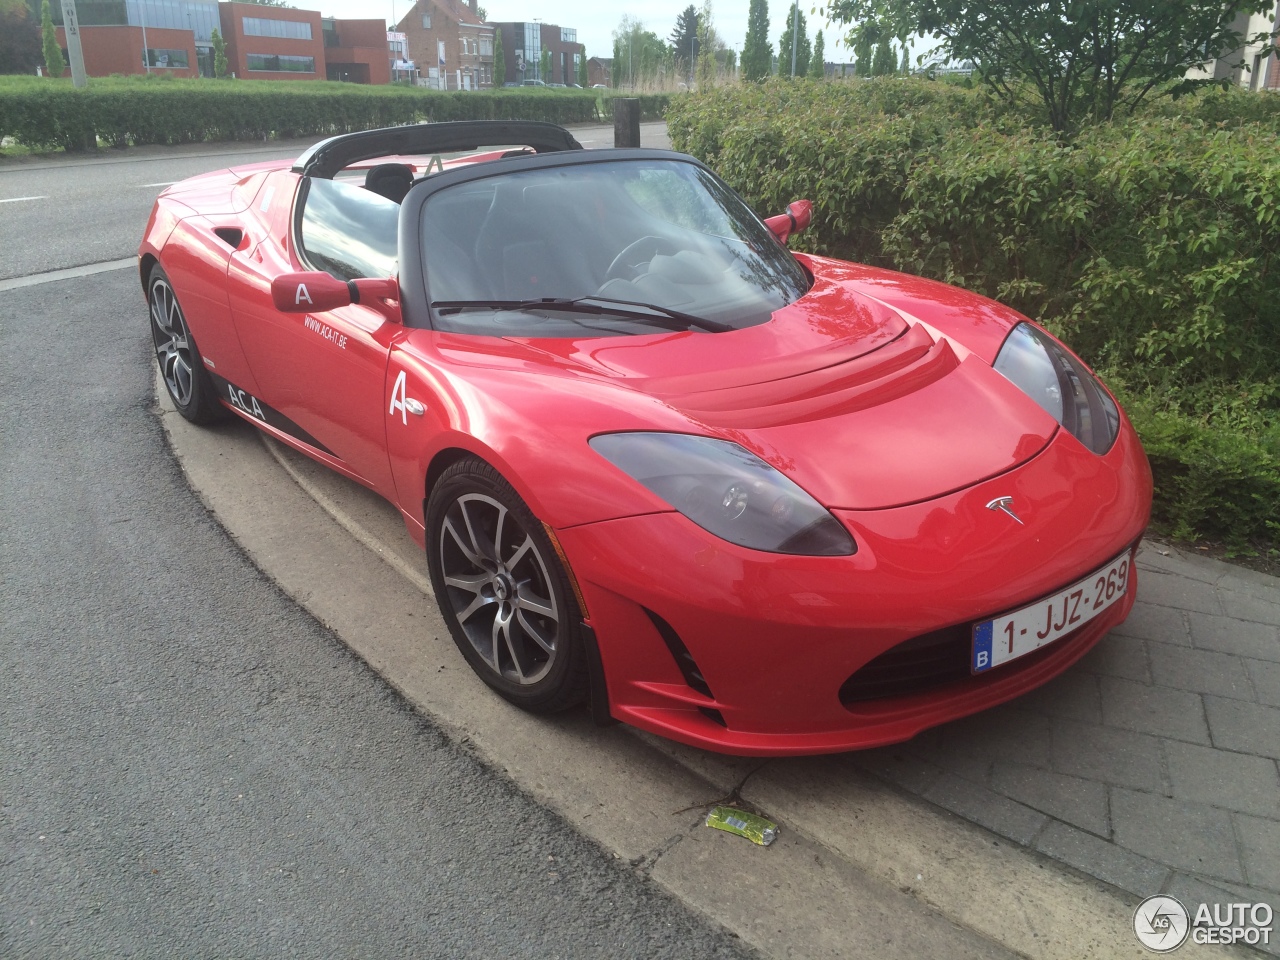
left=603, top=236, right=680, bottom=283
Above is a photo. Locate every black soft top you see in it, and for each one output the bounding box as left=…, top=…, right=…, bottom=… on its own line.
left=291, top=121, right=584, bottom=179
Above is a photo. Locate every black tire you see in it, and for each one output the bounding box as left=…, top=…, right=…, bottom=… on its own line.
left=425, top=457, right=588, bottom=714
left=148, top=264, right=228, bottom=425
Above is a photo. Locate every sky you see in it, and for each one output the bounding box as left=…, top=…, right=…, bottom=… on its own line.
left=312, top=0, right=858, bottom=65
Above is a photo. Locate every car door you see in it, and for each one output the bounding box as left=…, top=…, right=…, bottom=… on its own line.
left=227, top=174, right=403, bottom=498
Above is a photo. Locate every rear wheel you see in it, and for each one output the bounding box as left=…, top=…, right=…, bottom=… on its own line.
left=148, top=264, right=227, bottom=425
left=425, top=457, right=588, bottom=713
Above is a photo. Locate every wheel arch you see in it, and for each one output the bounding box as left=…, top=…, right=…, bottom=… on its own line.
left=139, top=252, right=159, bottom=293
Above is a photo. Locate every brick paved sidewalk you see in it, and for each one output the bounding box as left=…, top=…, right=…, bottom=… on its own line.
left=848, top=541, right=1280, bottom=952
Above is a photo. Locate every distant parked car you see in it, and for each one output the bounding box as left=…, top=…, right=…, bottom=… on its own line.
left=502, top=81, right=520, bottom=87
left=522, top=79, right=545, bottom=87
left=547, top=82, right=567, bottom=88
left=591, top=83, right=607, bottom=89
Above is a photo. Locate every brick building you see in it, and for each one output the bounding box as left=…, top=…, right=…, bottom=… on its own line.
left=395, top=0, right=494, bottom=90
left=218, top=2, right=324, bottom=81
left=51, top=0, right=394, bottom=83
left=53, top=0, right=220, bottom=78
left=491, top=21, right=584, bottom=86
left=322, top=18, right=392, bottom=85
left=55, top=23, right=201, bottom=78
left=587, top=56, right=611, bottom=87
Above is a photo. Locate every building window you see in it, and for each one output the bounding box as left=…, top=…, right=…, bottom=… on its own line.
left=243, top=17, right=313, bottom=40
left=480, top=37, right=492, bottom=56
left=560, top=27, right=576, bottom=43
left=246, top=53, right=316, bottom=72
left=143, top=47, right=189, bottom=68
left=421, top=14, right=431, bottom=28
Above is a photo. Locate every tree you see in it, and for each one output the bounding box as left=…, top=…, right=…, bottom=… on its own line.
left=778, top=2, right=810, bottom=76
left=492, top=27, right=504, bottom=84
left=871, top=35, right=895, bottom=75
left=540, top=48, right=550, bottom=82
left=828, top=0, right=1280, bottom=132
left=476, top=5, right=487, bottom=20
left=211, top=27, right=228, bottom=78
left=0, top=0, right=40, bottom=75
left=851, top=29, right=872, bottom=76
left=899, top=43, right=909, bottom=75
left=696, top=0, right=718, bottom=86
left=40, top=0, right=62, bottom=78
left=808, top=29, right=825, bottom=78
left=612, top=16, right=670, bottom=88
left=670, top=4, right=699, bottom=79
left=578, top=49, right=588, bottom=87
left=741, top=0, right=772, bottom=81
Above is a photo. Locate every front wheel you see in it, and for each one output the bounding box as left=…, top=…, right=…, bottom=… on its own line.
left=425, top=457, right=588, bottom=713
left=148, top=264, right=227, bottom=425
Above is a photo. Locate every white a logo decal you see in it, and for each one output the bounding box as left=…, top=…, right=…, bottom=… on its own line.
left=389, top=370, right=408, bottom=425
left=295, top=283, right=312, bottom=305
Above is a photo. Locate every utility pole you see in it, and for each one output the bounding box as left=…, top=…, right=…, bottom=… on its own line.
left=139, top=0, right=151, bottom=74
left=59, top=0, right=88, bottom=87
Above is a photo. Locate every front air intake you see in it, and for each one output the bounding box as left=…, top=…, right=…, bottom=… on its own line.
left=643, top=608, right=715, bottom=700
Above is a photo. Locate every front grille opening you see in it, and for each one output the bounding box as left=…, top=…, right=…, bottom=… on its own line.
left=839, top=624, right=971, bottom=704
left=644, top=608, right=715, bottom=701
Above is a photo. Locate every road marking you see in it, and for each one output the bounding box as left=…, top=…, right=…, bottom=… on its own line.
left=0, top=196, right=47, bottom=204
left=141, top=181, right=178, bottom=187
left=0, top=257, right=135, bottom=292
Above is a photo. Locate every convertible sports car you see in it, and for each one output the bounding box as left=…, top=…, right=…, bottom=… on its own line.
left=140, top=120, right=1151, bottom=756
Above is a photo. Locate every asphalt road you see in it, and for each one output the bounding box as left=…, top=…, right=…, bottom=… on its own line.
left=0, top=123, right=661, bottom=282
left=0, top=139, right=752, bottom=956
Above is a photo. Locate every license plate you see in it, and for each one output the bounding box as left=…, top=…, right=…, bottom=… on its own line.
left=972, top=552, right=1132, bottom=673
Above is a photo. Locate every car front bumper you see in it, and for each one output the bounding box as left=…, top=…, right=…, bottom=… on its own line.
left=556, top=423, right=1151, bottom=756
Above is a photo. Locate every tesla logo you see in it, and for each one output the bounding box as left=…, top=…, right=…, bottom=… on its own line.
left=986, top=496, right=1024, bottom=525
left=295, top=283, right=312, bottom=305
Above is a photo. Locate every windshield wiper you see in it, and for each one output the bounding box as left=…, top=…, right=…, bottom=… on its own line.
left=432, top=296, right=733, bottom=334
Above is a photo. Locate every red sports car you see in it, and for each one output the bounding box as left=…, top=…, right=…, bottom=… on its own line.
left=140, top=121, right=1152, bottom=756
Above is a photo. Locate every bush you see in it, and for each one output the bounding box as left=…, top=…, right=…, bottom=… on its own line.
left=668, top=78, right=1280, bottom=552
left=0, top=76, right=671, bottom=151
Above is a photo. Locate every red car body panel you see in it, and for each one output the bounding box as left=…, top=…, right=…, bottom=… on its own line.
left=139, top=136, right=1153, bottom=755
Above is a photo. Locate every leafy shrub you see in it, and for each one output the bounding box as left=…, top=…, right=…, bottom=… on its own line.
left=0, top=76, right=670, bottom=151
left=669, top=78, right=1280, bottom=551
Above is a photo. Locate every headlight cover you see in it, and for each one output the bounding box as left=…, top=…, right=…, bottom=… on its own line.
left=994, top=323, right=1120, bottom=454
left=589, top=432, right=855, bottom=556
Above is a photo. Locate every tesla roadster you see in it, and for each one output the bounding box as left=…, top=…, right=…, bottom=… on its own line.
left=140, top=120, right=1151, bottom=755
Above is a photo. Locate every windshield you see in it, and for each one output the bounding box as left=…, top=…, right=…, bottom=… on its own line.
left=419, top=159, right=811, bottom=337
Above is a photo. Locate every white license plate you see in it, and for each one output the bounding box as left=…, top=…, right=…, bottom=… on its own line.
left=972, top=552, right=1132, bottom=673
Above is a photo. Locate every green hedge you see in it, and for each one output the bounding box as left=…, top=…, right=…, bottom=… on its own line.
left=0, top=75, right=671, bottom=150
left=669, top=78, right=1280, bottom=551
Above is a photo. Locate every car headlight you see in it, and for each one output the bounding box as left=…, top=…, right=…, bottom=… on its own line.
left=994, top=323, right=1120, bottom=454
left=589, top=432, right=855, bottom=556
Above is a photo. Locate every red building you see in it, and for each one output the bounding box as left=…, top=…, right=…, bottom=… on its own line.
left=395, top=0, right=494, bottom=90
left=218, top=2, right=324, bottom=81
left=323, top=19, right=393, bottom=85
left=55, top=25, right=200, bottom=79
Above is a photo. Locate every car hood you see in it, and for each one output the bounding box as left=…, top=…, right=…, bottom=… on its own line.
left=506, top=268, right=1059, bottom=511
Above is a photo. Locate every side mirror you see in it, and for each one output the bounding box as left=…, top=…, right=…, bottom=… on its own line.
left=764, top=199, right=813, bottom=244
left=271, top=271, right=402, bottom=323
